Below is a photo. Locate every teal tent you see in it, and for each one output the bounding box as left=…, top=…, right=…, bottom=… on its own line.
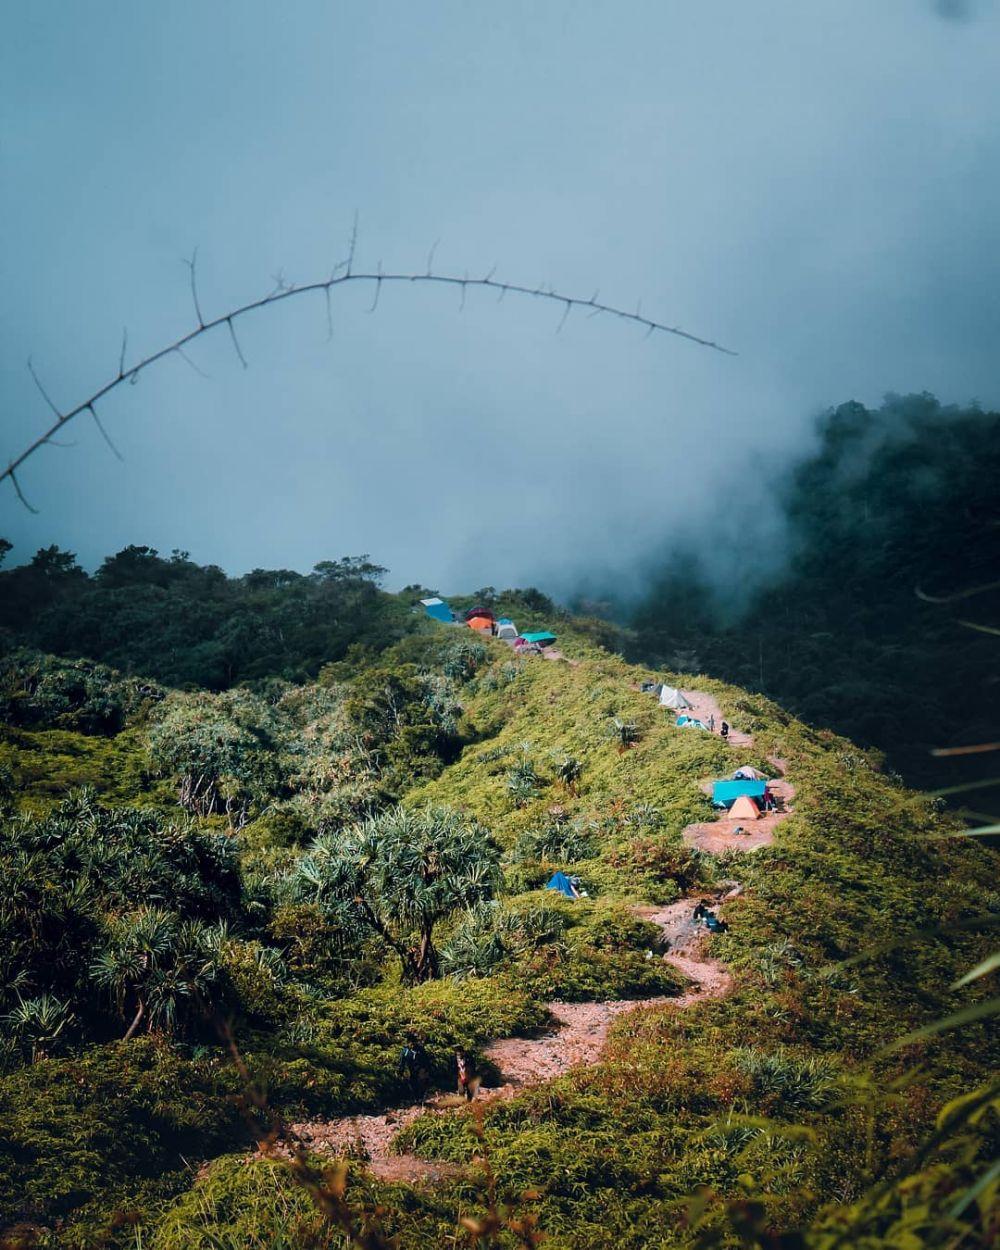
left=522, top=631, right=557, bottom=645
left=676, top=715, right=708, bottom=730
left=712, top=779, right=767, bottom=805
left=546, top=871, right=577, bottom=899
left=420, top=597, right=454, bottom=623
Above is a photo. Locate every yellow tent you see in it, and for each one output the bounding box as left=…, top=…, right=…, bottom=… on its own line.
left=728, top=794, right=761, bottom=820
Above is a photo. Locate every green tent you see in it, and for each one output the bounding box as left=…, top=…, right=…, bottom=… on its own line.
left=521, top=631, right=557, bottom=645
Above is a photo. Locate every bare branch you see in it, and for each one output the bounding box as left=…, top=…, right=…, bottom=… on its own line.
left=27, top=358, right=62, bottom=420
left=183, top=248, right=205, bottom=328
left=173, top=346, right=211, bottom=379
left=88, top=402, right=124, bottom=461
left=9, top=468, right=38, bottom=512
left=556, top=300, right=572, bottom=333
left=323, top=285, right=333, bottom=340
left=226, top=316, right=248, bottom=369
left=367, top=262, right=383, bottom=313
left=3, top=262, right=735, bottom=504
left=459, top=272, right=468, bottom=312
left=347, top=211, right=358, bottom=276
left=119, top=328, right=128, bottom=379
left=426, top=239, right=440, bottom=276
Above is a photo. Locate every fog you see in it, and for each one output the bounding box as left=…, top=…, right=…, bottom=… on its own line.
left=2, top=2, right=999, bottom=597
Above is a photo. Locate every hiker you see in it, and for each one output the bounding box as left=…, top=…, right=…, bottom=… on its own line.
left=398, top=1034, right=427, bottom=1090
left=692, top=900, right=712, bottom=922
left=720, top=720, right=730, bottom=740
left=456, top=1049, right=475, bottom=1101
left=708, top=714, right=715, bottom=732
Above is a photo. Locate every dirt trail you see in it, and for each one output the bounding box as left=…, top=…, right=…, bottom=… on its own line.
left=288, top=898, right=732, bottom=1181
left=679, top=689, right=754, bottom=747
left=683, top=756, right=796, bottom=854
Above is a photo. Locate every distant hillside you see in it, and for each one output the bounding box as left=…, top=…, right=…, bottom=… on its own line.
left=621, top=393, right=1000, bottom=816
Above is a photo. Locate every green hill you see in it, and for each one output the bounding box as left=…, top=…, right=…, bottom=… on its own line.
left=1, top=604, right=996, bottom=1249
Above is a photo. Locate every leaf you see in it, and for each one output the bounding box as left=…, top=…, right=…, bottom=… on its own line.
left=952, top=951, right=1000, bottom=988
left=880, top=997, right=1000, bottom=1052
left=947, top=1156, right=1000, bottom=1219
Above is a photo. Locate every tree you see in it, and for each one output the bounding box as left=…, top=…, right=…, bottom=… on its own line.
left=90, top=907, right=219, bottom=1039
left=296, top=806, right=501, bottom=982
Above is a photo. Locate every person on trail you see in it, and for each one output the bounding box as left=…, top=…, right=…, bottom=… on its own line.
left=456, top=1049, right=475, bottom=1101
left=720, top=720, right=730, bottom=740
left=398, top=1034, right=427, bottom=1090
left=708, top=714, right=715, bottom=732
left=693, top=900, right=712, bottom=922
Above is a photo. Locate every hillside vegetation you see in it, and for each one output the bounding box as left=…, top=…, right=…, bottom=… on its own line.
left=0, top=591, right=996, bottom=1248
left=622, top=394, right=1000, bottom=815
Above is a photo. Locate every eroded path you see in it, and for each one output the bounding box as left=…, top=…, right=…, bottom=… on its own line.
left=288, top=897, right=732, bottom=1181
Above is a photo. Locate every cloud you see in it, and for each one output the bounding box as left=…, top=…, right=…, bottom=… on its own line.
left=934, top=0, right=975, bottom=20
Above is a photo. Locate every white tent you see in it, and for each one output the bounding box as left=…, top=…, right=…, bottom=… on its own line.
left=659, top=685, right=693, bottom=710
left=496, top=621, right=519, bottom=641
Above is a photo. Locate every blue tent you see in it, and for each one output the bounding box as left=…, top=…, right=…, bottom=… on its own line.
left=546, top=871, right=578, bottom=899
left=676, top=715, right=708, bottom=730
left=522, top=631, right=557, bottom=645
left=420, top=597, right=454, bottom=623
left=712, top=779, right=767, bottom=806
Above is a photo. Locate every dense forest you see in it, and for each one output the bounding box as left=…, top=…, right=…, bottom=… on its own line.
left=620, top=394, right=1000, bottom=815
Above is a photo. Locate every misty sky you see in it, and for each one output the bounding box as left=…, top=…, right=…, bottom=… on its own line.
left=2, top=1, right=999, bottom=596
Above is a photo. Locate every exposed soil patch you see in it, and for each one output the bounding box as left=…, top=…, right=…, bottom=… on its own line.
left=680, top=689, right=754, bottom=747
left=285, top=897, right=732, bottom=1180
left=683, top=762, right=796, bottom=853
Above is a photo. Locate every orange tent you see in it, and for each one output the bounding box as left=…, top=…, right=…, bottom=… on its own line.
left=728, top=794, right=761, bottom=820
left=467, top=616, right=493, bottom=631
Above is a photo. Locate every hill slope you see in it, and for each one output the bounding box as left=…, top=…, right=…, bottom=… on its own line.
left=0, top=615, right=997, bottom=1249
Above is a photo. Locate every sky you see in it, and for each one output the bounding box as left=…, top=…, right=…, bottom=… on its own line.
left=2, top=1, right=999, bottom=596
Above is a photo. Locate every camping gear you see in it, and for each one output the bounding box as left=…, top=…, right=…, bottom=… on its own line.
left=728, top=794, right=762, bottom=820
left=659, top=685, right=693, bottom=710
left=712, top=779, right=767, bottom=806
left=705, top=915, right=728, bottom=933
left=733, top=766, right=766, bottom=781
left=419, top=597, right=454, bottom=623
left=521, top=631, right=557, bottom=647
left=467, top=616, right=494, bottom=632
left=546, top=870, right=579, bottom=899
left=676, top=715, right=708, bottom=730
left=464, top=607, right=495, bottom=622
left=640, top=681, right=661, bottom=694
left=496, top=618, right=519, bottom=641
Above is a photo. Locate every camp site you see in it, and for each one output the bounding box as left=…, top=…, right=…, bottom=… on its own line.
left=2, top=6, right=997, bottom=1246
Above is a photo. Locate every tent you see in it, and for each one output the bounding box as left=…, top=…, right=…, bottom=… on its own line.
left=464, top=607, right=495, bottom=622
left=728, top=794, right=762, bottom=820
left=733, top=766, right=766, bottom=781
left=521, top=631, right=557, bottom=646
left=467, top=616, right=494, bottom=632
left=496, top=618, right=519, bottom=641
left=545, top=871, right=579, bottom=899
left=712, top=779, right=767, bottom=806
left=660, top=685, right=693, bottom=710
left=676, top=715, right=708, bottom=729
left=419, top=597, right=455, bottom=624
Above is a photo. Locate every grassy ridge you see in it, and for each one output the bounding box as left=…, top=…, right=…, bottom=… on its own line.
left=1, top=624, right=996, bottom=1248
